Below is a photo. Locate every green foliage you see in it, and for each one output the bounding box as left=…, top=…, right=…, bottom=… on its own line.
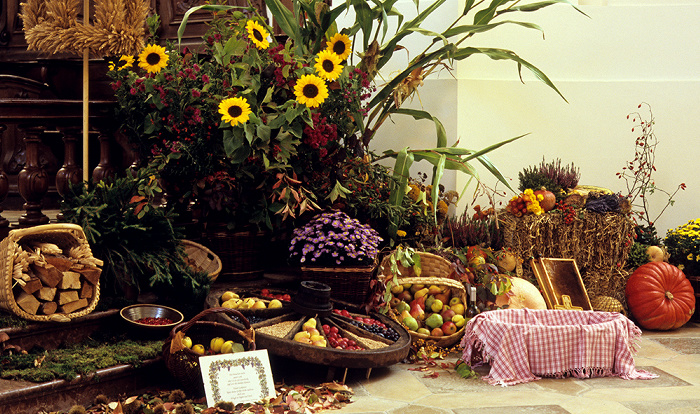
left=59, top=170, right=210, bottom=306
left=0, top=312, right=28, bottom=329
left=626, top=242, right=650, bottom=271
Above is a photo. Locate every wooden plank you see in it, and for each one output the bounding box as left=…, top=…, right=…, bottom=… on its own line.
left=39, top=302, right=58, bottom=315
left=44, top=255, right=74, bottom=272
left=31, top=263, right=63, bottom=288
left=19, top=277, right=42, bottom=295
left=77, top=265, right=101, bottom=285
left=59, top=298, right=88, bottom=314
left=79, top=283, right=94, bottom=299
left=36, top=286, right=57, bottom=302
left=16, top=292, right=41, bottom=314
left=59, top=271, right=82, bottom=289
left=57, top=290, right=79, bottom=305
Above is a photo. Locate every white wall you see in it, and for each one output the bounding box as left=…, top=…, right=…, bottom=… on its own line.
left=368, top=0, right=700, bottom=237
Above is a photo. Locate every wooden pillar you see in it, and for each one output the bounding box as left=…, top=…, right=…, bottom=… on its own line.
left=17, top=124, right=50, bottom=226
left=91, top=129, right=116, bottom=183
left=55, top=127, right=83, bottom=197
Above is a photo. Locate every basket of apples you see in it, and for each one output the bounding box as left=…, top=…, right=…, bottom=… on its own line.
left=162, top=307, right=256, bottom=394
left=386, top=277, right=467, bottom=348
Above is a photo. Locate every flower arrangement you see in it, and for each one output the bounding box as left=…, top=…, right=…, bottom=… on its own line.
left=665, top=219, right=700, bottom=275
left=288, top=211, right=382, bottom=267
left=107, top=0, right=581, bottom=240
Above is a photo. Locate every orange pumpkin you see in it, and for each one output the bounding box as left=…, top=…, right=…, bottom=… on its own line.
left=625, top=262, right=695, bottom=330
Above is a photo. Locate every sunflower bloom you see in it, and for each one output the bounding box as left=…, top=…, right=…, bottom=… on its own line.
left=109, top=55, right=135, bottom=71
left=246, top=20, right=270, bottom=50
left=326, top=33, right=352, bottom=61
left=218, top=97, right=252, bottom=126
left=294, top=74, right=328, bottom=108
left=314, top=50, right=343, bottom=81
left=138, top=44, right=168, bottom=74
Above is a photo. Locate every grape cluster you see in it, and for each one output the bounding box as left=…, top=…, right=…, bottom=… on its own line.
left=347, top=319, right=400, bottom=342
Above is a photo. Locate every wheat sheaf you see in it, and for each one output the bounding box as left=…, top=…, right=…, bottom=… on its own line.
left=20, top=0, right=149, bottom=57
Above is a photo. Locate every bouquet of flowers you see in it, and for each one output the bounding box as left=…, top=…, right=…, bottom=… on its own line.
left=665, top=219, right=700, bottom=275
left=288, top=211, right=382, bottom=267
left=107, top=0, right=580, bottom=240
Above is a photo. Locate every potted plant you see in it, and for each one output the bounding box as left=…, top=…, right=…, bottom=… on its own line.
left=289, top=210, right=382, bottom=304
left=665, top=219, right=700, bottom=276
left=59, top=168, right=211, bottom=315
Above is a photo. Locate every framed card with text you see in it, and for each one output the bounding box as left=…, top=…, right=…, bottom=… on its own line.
left=199, top=349, right=276, bottom=407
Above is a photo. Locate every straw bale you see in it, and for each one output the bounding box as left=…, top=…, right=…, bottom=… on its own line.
left=500, top=210, right=635, bottom=306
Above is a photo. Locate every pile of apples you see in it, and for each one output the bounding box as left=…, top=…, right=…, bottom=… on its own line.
left=292, top=318, right=327, bottom=347
left=388, top=282, right=466, bottom=337
left=182, top=335, right=246, bottom=355
left=219, top=290, right=284, bottom=310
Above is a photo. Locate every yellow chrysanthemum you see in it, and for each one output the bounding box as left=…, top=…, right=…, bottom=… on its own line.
left=109, top=55, right=135, bottom=71
left=138, top=44, right=168, bottom=74
left=314, top=50, right=343, bottom=81
left=326, top=33, right=352, bottom=61
left=294, top=74, right=328, bottom=108
left=246, top=20, right=270, bottom=50
left=218, top=97, right=252, bottom=126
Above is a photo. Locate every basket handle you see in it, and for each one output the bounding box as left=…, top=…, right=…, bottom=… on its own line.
left=169, top=307, right=251, bottom=340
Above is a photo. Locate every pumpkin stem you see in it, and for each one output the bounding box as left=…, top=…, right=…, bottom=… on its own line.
left=665, top=291, right=674, bottom=301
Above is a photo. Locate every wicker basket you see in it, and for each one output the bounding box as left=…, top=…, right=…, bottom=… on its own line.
left=182, top=240, right=222, bottom=283
left=162, top=307, right=256, bottom=394
left=0, top=223, right=101, bottom=322
left=300, top=260, right=377, bottom=305
left=390, top=276, right=467, bottom=348
left=379, top=251, right=453, bottom=282
left=206, top=227, right=268, bottom=280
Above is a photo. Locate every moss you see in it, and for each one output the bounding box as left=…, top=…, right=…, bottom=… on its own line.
left=0, top=338, right=162, bottom=382
left=0, top=312, right=29, bottom=329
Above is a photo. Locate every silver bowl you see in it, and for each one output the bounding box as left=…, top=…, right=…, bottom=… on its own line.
left=120, top=304, right=184, bottom=333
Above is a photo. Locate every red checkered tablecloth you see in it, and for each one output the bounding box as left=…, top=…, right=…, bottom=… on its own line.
left=460, top=308, right=658, bottom=386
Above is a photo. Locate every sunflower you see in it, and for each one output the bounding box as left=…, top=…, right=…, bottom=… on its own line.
left=218, top=97, right=252, bottom=126
left=326, top=33, right=352, bottom=61
left=294, top=74, right=329, bottom=108
left=314, top=50, right=343, bottom=81
left=245, top=20, right=270, bottom=50
left=109, top=55, right=135, bottom=71
left=138, top=44, right=168, bottom=74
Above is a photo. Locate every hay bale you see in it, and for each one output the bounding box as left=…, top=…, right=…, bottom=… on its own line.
left=499, top=210, right=634, bottom=306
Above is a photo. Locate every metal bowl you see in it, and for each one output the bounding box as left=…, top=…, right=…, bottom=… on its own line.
left=120, top=304, right=184, bottom=333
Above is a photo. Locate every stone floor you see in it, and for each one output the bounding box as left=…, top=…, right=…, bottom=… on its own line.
left=322, top=322, right=700, bottom=414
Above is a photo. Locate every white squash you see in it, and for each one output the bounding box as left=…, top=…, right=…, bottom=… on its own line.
left=495, top=277, right=547, bottom=310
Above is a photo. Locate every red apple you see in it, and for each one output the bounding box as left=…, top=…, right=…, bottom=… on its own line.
left=441, top=321, right=457, bottom=336
left=430, top=327, right=444, bottom=337
left=440, top=308, right=456, bottom=321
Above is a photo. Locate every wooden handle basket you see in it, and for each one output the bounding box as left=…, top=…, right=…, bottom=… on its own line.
left=0, top=223, right=101, bottom=322
left=379, top=251, right=453, bottom=281
left=162, top=307, right=256, bottom=394
left=391, top=276, right=467, bottom=348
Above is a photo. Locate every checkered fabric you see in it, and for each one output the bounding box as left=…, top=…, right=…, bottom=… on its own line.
left=460, top=308, right=658, bottom=386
